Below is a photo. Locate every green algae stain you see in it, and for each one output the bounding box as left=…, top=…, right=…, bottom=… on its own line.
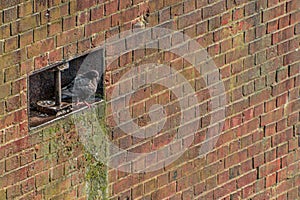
left=29, top=102, right=108, bottom=200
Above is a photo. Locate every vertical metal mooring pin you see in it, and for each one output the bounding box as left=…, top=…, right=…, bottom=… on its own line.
left=54, top=69, right=62, bottom=108
left=54, top=63, right=69, bottom=108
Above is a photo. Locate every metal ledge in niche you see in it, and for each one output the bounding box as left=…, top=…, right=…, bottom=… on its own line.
left=29, top=100, right=105, bottom=132
left=28, top=49, right=104, bottom=129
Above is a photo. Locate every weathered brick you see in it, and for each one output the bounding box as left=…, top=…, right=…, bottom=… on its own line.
left=119, top=0, right=131, bottom=10
left=7, top=184, right=21, bottom=199
left=4, top=36, right=18, bottom=52
left=5, top=155, right=20, bottom=172
left=76, top=0, right=94, bottom=11
left=272, top=26, right=294, bottom=44
left=78, top=38, right=91, bottom=53
left=0, top=83, right=11, bottom=100
left=34, top=54, right=48, bottom=69
left=48, top=48, right=63, bottom=64
left=237, top=170, right=257, bottom=188
left=85, top=17, right=111, bottom=37
left=0, top=0, right=20, bottom=10
left=91, top=5, right=104, bottom=21
left=5, top=95, right=20, bottom=112
left=0, top=0, right=298, bottom=200
left=3, top=6, right=18, bottom=23
left=184, top=0, right=196, bottom=13
left=283, top=50, right=300, bottom=65
left=105, top=0, right=118, bottom=16
left=63, top=43, right=78, bottom=58
left=0, top=24, right=10, bottom=40
left=18, top=1, right=33, bottom=17
left=27, top=38, right=54, bottom=57
left=286, top=0, right=300, bottom=12
left=57, top=28, right=84, bottom=46
left=263, top=4, right=285, bottom=22
left=151, top=182, right=176, bottom=199
left=203, top=1, right=226, bottom=19
left=47, top=20, right=63, bottom=36
left=16, top=14, right=40, bottom=32
left=34, top=25, right=47, bottom=42
left=19, top=30, right=33, bottom=47
left=49, top=4, right=69, bottom=21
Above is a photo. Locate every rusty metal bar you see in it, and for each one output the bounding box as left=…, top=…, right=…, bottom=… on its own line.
left=54, top=69, right=62, bottom=107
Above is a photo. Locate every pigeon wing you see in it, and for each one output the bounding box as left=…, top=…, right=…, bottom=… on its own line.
left=73, top=76, right=97, bottom=101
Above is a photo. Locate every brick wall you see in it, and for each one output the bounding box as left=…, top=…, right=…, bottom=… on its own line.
left=0, top=0, right=299, bottom=200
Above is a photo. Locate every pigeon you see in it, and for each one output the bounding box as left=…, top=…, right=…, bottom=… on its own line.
left=62, top=70, right=99, bottom=108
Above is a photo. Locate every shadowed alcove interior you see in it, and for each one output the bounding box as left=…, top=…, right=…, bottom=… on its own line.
left=28, top=49, right=104, bottom=129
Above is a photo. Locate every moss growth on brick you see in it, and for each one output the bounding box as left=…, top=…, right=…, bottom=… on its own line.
left=30, top=102, right=108, bottom=199
left=71, top=102, right=108, bottom=200
left=85, top=152, right=107, bottom=200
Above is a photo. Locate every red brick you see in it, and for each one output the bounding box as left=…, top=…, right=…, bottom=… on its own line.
left=287, top=0, right=300, bottom=12
left=1, top=166, right=28, bottom=188
left=78, top=38, right=91, bottom=53
left=278, top=15, right=289, bottom=29
left=35, top=171, right=49, bottom=187
left=105, top=0, right=118, bottom=16
left=262, top=4, right=285, bottom=22
left=0, top=24, right=11, bottom=40
left=51, top=164, right=64, bottom=181
left=77, top=10, right=90, bottom=26
left=120, top=7, right=138, bottom=23
left=49, top=48, right=63, bottom=64
left=5, top=155, right=20, bottom=172
left=57, top=28, right=84, bottom=46
left=3, top=6, right=18, bottom=23
left=171, top=3, right=183, bottom=17
left=113, top=175, right=140, bottom=194
left=226, top=46, right=248, bottom=64
left=131, top=184, right=143, bottom=199
left=203, top=1, right=226, bottom=19
left=76, top=0, right=94, bottom=11
left=5, top=95, right=20, bottom=112
left=27, top=38, right=54, bottom=57
left=151, top=182, right=176, bottom=199
left=214, top=180, right=236, bottom=199
left=18, top=1, right=33, bottom=17
left=237, top=170, right=257, bottom=188
left=184, top=0, right=196, bottom=13
left=261, top=107, right=283, bottom=126
left=91, top=5, right=104, bottom=21
left=267, top=19, right=278, bottom=33
left=34, top=54, right=48, bottom=69
left=49, top=4, right=69, bottom=21
left=63, top=15, right=76, bottom=31
left=283, top=50, right=300, bottom=66
left=16, top=14, right=40, bottom=32
left=272, top=27, right=294, bottom=44
left=4, top=65, right=20, bottom=82
left=242, top=184, right=254, bottom=199
left=85, top=17, right=111, bottom=37
left=290, top=10, right=300, bottom=24
left=225, top=150, right=248, bottom=168
left=233, top=6, right=244, bottom=21
left=7, top=184, right=21, bottom=199
left=21, top=177, right=34, bottom=194
left=259, top=158, right=281, bottom=178
left=63, top=42, right=77, bottom=58
left=0, top=0, right=20, bottom=10
left=47, top=20, right=62, bottom=36
left=119, top=0, right=131, bottom=10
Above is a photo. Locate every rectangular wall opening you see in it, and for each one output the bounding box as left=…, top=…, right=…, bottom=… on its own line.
left=28, top=49, right=104, bottom=129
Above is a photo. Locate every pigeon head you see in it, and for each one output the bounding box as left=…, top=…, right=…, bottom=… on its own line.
left=83, top=70, right=99, bottom=80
